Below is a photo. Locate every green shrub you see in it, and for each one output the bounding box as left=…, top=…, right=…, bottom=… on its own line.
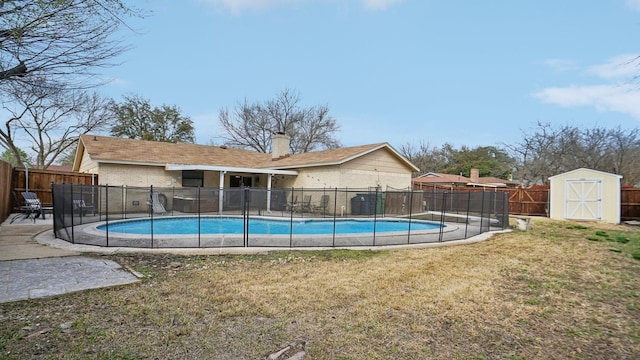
left=615, top=236, right=630, bottom=244
left=566, top=225, right=588, bottom=230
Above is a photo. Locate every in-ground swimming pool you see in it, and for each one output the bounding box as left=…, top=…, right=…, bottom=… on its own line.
left=97, top=216, right=442, bottom=235
left=78, top=216, right=457, bottom=248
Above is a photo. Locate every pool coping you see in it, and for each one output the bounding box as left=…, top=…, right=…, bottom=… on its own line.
left=37, top=226, right=511, bottom=255
left=64, top=215, right=463, bottom=248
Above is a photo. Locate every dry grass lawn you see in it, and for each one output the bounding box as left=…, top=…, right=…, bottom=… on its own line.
left=1, top=218, right=640, bottom=359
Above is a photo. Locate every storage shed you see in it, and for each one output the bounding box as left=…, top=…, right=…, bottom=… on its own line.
left=549, top=168, right=622, bottom=224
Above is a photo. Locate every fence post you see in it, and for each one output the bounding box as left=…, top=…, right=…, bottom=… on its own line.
left=150, top=185, right=154, bottom=248
left=70, top=183, right=75, bottom=242
left=105, top=185, right=109, bottom=247
left=407, top=189, right=414, bottom=244
left=332, top=188, right=337, bottom=247
left=51, top=183, right=57, bottom=236
left=243, top=187, right=249, bottom=247
left=464, top=191, right=471, bottom=238
left=289, top=187, right=294, bottom=248
left=439, top=192, right=447, bottom=242
left=371, top=188, right=378, bottom=246
left=122, top=185, right=125, bottom=220
left=198, top=186, right=201, bottom=248
left=479, top=190, right=486, bottom=233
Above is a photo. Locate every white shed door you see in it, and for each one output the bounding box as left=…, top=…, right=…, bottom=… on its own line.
left=564, top=179, right=602, bottom=220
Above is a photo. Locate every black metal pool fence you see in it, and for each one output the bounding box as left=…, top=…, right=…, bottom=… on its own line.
left=52, top=184, right=509, bottom=248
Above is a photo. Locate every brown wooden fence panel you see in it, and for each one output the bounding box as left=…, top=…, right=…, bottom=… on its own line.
left=0, top=160, right=12, bottom=222
left=12, top=168, right=97, bottom=206
left=503, top=188, right=549, bottom=216
left=621, top=188, right=640, bottom=220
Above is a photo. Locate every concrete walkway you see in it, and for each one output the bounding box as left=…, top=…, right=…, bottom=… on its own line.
left=0, top=215, right=139, bottom=304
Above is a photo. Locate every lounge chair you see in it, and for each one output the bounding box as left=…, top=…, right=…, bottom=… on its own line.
left=148, top=191, right=167, bottom=215
left=11, top=191, right=43, bottom=223
left=9, top=191, right=38, bottom=223
left=313, top=194, right=330, bottom=214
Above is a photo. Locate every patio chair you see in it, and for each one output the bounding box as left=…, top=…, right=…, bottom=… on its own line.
left=148, top=191, right=167, bottom=215
left=14, top=191, right=43, bottom=223
left=9, top=191, right=38, bottom=223
left=300, top=195, right=312, bottom=212
left=73, top=195, right=95, bottom=216
left=286, top=195, right=298, bottom=212
left=313, top=194, right=331, bottom=213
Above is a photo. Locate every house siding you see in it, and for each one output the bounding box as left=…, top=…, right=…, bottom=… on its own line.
left=99, top=163, right=177, bottom=187
left=77, top=137, right=416, bottom=193
left=283, top=149, right=413, bottom=190
left=79, top=150, right=99, bottom=174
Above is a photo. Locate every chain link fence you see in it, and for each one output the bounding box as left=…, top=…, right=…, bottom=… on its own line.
left=52, top=184, right=509, bottom=248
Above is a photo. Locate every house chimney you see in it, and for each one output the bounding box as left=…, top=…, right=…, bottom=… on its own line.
left=470, top=168, right=480, bottom=182
left=272, top=132, right=290, bottom=160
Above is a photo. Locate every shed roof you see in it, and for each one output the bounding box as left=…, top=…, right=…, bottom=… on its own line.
left=548, top=168, right=623, bottom=180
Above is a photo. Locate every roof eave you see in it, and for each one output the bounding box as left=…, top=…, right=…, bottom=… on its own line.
left=166, top=164, right=298, bottom=175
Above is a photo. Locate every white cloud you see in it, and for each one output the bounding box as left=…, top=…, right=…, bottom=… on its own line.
left=587, top=54, right=640, bottom=80
left=626, top=0, right=640, bottom=11
left=533, top=84, right=640, bottom=119
left=535, top=53, right=640, bottom=120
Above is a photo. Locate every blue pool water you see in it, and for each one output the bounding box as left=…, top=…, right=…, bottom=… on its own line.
left=97, top=217, right=441, bottom=235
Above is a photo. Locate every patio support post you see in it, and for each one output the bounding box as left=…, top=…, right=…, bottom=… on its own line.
left=266, top=173, right=273, bottom=213
left=218, top=171, right=226, bottom=214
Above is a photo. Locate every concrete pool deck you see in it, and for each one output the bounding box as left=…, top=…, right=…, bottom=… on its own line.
left=0, top=216, right=140, bottom=304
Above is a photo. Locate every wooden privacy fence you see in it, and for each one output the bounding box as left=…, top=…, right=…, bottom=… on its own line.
left=504, top=187, right=640, bottom=220
left=418, top=185, right=640, bottom=220
left=11, top=168, right=96, bottom=207
left=0, top=160, right=12, bottom=222
left=621, top=188, right=640, bottom=220
left=504, top=188, right=549, bottom=216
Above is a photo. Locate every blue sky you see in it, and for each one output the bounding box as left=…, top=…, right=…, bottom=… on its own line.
left=99, top=0, right=640, bottom=150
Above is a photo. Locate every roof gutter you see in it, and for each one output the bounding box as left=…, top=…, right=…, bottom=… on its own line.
left=165, top=164, right=298, bottom=175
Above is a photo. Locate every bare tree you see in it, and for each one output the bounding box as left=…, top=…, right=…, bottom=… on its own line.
left=398, top=140, right=449, bottom=175
left=0, top=0, right=143, bottom=166
left=605, top=127, right=640, bottom=186
left=505, top=122, right=640, bottom=186
left=219, top=89, right=341, bottom=154
left=0, top=0, right=142, bottom=89
left=2, top=81, right=112, bottom=168
left=218, top=101, right=272, bottom=152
